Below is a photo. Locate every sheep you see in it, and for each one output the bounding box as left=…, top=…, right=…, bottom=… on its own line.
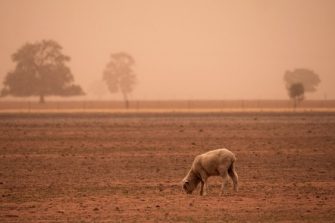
left=182, top=148, right=238, bottom=196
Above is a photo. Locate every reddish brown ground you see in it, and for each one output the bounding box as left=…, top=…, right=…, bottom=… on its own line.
left=0, top=112, right=334, bottom=222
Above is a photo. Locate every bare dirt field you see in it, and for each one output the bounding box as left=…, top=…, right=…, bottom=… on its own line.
left=0, top=112, right=334, bottom=222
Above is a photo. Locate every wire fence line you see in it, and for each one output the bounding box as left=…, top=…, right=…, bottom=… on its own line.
left=0, top=100, right=335, bottom=112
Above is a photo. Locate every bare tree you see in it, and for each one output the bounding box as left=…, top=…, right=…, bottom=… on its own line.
left=103, top=52, right=137, bottom=109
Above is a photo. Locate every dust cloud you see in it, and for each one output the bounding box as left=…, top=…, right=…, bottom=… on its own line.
left=0, top=0, right=334, bottom=100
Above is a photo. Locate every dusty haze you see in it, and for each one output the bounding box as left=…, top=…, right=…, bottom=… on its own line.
left=0, top=0, right=334, bottom=100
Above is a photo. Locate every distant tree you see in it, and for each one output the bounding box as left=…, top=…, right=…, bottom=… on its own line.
left=1, top=40, right=84, bottom=103
left=103, top=52, right=137, bottom=109
left=289, top=83, right=304, bottom=109
left=284, top=68, right=321, bottom=108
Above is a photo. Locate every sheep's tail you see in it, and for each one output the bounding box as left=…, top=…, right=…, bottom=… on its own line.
left=228, top=156, right=238, bottom=192
left=227, top=158, right=236, bottom=175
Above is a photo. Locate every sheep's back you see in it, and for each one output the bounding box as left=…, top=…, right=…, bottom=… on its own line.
left=193, top=148, right=235, bottom=175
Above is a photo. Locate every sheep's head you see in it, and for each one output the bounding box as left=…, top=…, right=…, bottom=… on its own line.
left=182, top=178, right=200, bottom=194
left=182, top=180, right=193, bottom=194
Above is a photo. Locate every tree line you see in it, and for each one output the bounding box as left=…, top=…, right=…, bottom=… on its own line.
left=0, top=40, right=136, bottom=108
left=0, top=40, right=321, bottom=108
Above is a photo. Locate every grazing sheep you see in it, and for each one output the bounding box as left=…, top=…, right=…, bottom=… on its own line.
left=182, top=148, right=238, bottom=196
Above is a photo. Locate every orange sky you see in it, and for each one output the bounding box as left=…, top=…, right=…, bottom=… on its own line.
left=0, top=0, right=334, bottom=100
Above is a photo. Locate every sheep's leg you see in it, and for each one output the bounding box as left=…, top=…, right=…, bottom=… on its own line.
left=230, top=173, right=238, bottom=192
left=199, top=172, right=208, bottom=196
left=200, top=179, right=209, bottom=196
left=200, top=181, right=205, bottom=196
left=204, top=180, right=209, bottom=192
left=217, top=164, right=230, bottom=195
left=220, top=172, right=228, bottom=196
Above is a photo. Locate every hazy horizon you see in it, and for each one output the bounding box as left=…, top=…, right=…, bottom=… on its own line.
left=1, top=0, right=334, bottom=100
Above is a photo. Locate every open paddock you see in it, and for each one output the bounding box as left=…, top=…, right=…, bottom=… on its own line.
left=0, top=112, right=334, bottom=222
